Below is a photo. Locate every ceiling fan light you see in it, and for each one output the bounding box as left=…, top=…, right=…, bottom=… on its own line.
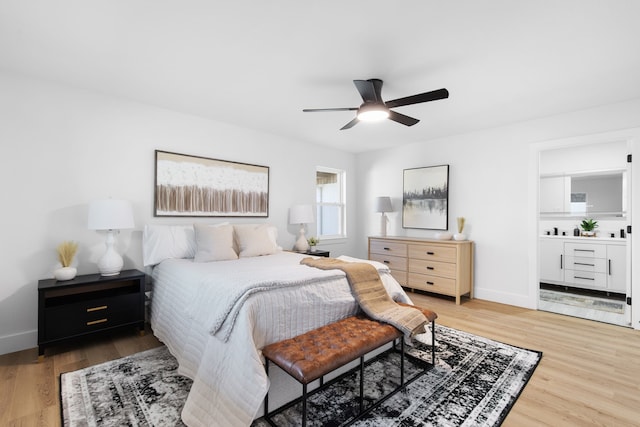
left=357, top=104, right=389, bottom=122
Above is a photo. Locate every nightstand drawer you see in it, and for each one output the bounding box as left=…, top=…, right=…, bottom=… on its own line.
left=44, top=293, right=141, bottom=340
left=369, top=253, right=407, bottom=272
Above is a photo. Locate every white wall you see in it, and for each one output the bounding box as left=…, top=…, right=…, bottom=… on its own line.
left=0, top=72, right=357, bottom=355
left=354, top=99, right=640, bottom=317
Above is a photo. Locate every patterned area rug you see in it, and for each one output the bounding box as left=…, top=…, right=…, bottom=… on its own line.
left=60, top=325, right=541, bottom=426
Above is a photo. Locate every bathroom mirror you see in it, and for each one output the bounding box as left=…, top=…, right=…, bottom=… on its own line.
left=539, top=170, right=626, bottom=218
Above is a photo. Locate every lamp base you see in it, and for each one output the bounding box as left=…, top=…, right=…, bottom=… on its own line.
left=380, top=213, right=388, bottom=237
left=294, top=227, right=310, bottom=252
left=97, top=231, right=124, bottom=276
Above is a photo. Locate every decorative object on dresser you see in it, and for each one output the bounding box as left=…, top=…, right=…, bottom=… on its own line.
left=54, top=240, right=78, bottom=281
left=402, top=165, right=449, bottom=230
left=154, top=150, right=269, bottom=217
left=290, top=204, right=314, bottom=252
left=454, top=216, right=467, bottom=241
left=88, top=199, right=135, bottom=276
left=374, top=196, right=393, bottom=236
left=38, top=269, right=145, bottom=358
left=368, top=236, right=474, bottom=304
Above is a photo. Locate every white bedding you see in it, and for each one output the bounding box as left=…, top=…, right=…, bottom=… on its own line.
left=150, top=251, right=412, bottom=427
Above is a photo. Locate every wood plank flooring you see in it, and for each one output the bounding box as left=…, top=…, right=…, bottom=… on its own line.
left=1, top=294, right=639, bottom=426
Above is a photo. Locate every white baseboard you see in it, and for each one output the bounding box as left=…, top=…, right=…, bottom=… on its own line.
left=474, top=288, right=537, bottom=310
left=0, top=329, right=37, bottom=356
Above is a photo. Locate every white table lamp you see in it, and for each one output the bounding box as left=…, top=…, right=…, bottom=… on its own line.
left=289, top=204, right=314, bottom=252
left=88, top=199, right=135, bottom=276
left=375, top=196, right=393, bottom=237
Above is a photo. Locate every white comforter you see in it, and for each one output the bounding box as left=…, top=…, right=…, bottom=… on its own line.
left=150, top=251, right=412, bottom=427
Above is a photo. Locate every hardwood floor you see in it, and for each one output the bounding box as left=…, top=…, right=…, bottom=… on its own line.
left=1, top=295, right=639, bottom=426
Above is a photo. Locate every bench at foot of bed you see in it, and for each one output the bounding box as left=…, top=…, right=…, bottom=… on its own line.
left=262, top=305, right=437, bottom=426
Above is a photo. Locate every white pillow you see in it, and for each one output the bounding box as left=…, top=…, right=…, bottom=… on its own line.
left=193, top=223, right=238, bottom=262
left=234, top=224, right=280, bottom=257
left=142, top=224, right=196, bottom=266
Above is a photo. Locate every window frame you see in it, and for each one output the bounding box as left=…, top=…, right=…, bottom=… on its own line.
left=315, top=166, right=347, bottom=240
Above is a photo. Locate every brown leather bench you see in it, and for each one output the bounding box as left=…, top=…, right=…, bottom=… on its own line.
left=262, top=304, right=437, bottom=426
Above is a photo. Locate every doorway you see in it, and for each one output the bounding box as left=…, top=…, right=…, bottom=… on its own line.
left=537, top=140, right=632, bottom=327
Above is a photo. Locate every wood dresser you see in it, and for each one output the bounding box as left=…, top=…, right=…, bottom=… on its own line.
left=368, top=236, right=474, bottom=304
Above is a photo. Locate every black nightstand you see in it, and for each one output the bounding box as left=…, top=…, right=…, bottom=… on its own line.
left=37, top=269, right=145, bottom=358
left=301, top=249, right=330, bottom=257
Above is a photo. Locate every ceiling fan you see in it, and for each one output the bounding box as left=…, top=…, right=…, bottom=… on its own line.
left=303, top=78, right=449, bottom=130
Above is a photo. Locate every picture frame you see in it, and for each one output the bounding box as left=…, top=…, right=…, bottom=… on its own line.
left=154, top=150, right=269, bottom=217
left=402, top=165, right=449, bottom=230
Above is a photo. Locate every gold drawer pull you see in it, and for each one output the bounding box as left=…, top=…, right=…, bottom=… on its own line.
left=87, top=305, right=108, bottom=312
left=87, top=318, right=108, bottom=326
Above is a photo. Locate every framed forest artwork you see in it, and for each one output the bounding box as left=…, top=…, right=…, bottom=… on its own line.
left=402, top=165, right=449, bottom=230
left=154, top=150, right=269, bottom=217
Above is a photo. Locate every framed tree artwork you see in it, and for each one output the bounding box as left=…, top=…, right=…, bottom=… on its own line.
left=402, top=165, right=449, bottom=230
left=154, top=150, right=269, bottom=217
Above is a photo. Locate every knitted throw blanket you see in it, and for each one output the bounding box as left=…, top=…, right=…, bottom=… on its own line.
left=300, top=257, right=426, bottom=338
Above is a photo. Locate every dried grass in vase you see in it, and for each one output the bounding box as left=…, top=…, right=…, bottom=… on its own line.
left=57, top=241, right=78, bottom=267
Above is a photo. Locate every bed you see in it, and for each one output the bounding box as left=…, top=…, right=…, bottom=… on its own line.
left=143, top=223, right=414, bottom=427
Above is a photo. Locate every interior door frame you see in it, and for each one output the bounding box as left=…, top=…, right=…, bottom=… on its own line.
left=528, top=128, right=638, bottom=330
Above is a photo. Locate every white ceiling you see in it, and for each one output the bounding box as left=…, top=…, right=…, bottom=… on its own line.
left=2, top=1, right=640, bottom=153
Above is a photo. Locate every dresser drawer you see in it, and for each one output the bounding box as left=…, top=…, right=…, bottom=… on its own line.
left=408, top=272, right=456, bottom=295
left=564, top=256, right=606, bottom=273
left=564, top=270, right=607, bottom=288
left=408, top=244, right=456, bottom=262
left=44, top=293, right=141, bottom=340
left=409, top=258, right=456, bottom=279
left=369, top=253, right=407, bottom=272
left=389, top=269, right=407, bottom=287
left=564, top=242, right=606, bottom=259
left=369, top=239, right=407, bottom=257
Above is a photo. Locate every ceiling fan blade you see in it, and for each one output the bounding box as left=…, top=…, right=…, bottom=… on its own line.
left=385, top=88, right=449, bottom=108
left=353, top=79, right=383, bottom=103
left=388, top=110, right=420, bottom=126
left=340, top=117, right=359, bottom=130
left=303, top=107, right=358, bottom=112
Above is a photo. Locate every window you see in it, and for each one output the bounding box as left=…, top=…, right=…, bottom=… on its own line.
left=316, top=167, right=346, bottom=239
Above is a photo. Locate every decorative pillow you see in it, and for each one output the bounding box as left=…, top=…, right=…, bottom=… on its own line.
left=234, top=224, right=280, bottom=257
left=193, top=223, right=238, bottom=262
left=142, top=224, right=196, bottom=266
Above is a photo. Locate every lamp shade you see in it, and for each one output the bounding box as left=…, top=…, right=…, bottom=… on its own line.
left=88, top=199, right=135, bottom=230
left=289, top=204, right=314, bottom=225
left=375, top=197, right=393, bottom=213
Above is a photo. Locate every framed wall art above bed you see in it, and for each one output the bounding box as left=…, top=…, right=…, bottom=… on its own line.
left=154, top=150, right=269, bottom=217
left=402, top=164, right=449, bottom=230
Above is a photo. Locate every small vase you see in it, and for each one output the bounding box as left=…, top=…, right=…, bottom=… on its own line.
left=310, top=246, right=317, bottom=252
left=54, top=267, right=77, bottom=281
left=453, top=233, right=467, bottom=241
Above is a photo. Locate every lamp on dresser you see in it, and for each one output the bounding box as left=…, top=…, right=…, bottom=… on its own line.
left=289, top=204, right=314, bottom=252
left=375, top=196, right=393, bottom=237
left=88, top=199, right=135, bottom=276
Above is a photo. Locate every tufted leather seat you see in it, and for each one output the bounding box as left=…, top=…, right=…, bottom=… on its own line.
left=263, top=314, right=402, bottom=384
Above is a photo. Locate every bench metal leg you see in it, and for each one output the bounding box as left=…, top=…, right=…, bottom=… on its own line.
left=302, top=383, right=307, bottom=427
left=431, top=320, right=436, bottom=365
left=264, top=359, right=269, bottom=415
left=359, top=356, right=365, bottom=413
left=400, top=338, right=405, bottom=386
